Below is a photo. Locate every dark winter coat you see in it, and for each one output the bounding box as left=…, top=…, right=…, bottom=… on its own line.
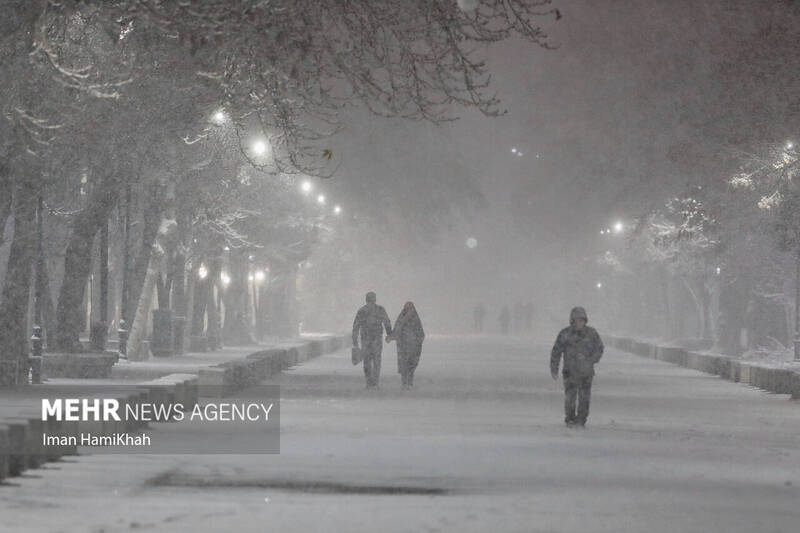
left=550, top=325, right=604, bottom=378
left=352, top=303, right=392, bottom=348
left=392, top=306, right=425, bottom=351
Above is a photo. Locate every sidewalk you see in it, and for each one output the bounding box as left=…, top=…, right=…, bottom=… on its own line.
left=0, top=333, right=350, bottom=483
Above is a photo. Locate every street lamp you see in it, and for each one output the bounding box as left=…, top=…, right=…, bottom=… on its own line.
left=596, top=282, right=603, bottom=289
left=317, top=194, right=326, bottom=205
left=220, top=272, right=231, bottom=287
left=333, top=205, right=342, bottom=215
left=787, top=141, right=795, bottom=150
left=254, top=270, right=266, bottom=282
left=613, top=221, right=624, bottom=234
left=211, top=110, right=227, bottom=125
left=198, top=265, right=208, bottom=279
left=466, top=237, right=478, bottom=249
left=301, top=180, right=313, bottom=194
left=251, top=139, right=269, bottom=157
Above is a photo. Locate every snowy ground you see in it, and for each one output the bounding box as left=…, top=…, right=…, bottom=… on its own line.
left=1, top=335, right=799, bottom=533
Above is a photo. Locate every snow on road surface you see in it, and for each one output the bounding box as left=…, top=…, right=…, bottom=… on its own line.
left=1, top=336, right=798, bottom=533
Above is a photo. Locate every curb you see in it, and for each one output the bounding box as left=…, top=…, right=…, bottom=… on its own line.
left=607, top=334, right=800, bottom=400
left=0, top=334, right=350, bottom=483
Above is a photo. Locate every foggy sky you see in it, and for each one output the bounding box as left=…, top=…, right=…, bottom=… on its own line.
left=307, top=0, right=800, bottom=332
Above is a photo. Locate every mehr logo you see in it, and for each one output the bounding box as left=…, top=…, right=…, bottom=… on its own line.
left=42, top=398, right=275, bottom=423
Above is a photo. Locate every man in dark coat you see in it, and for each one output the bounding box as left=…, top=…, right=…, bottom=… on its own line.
left=352, top=291, right=392, bottom=388
left=550, top=306, right=604, bottom=427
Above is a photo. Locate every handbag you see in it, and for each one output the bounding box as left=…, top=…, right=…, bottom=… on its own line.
left=351, top=346, right=363, bottom=366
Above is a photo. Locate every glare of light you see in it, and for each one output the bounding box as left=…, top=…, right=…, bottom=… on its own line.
left=596, top=282, right=603, bottom=289
left=248, top=274, right=254, bottom=282
left=613, top=221, right=624, bottom=233
left=301, top=180, right=313, bottom=194
left=317, top=194, right=326, bottom=205
left=211, top=110, right=227, bottom=125
left=788, top=141, right=795, bottom=150
left=511, top=147, right=518, bottom=154
left=333, top=205, right=342, bottom=215
left=715, top=266, right=721, bottom=275
left=223, top=246, right=230, bottom=251
left=197, top=265, right=208, bottom=279
left=220, top=272, right=231, bottom=286
left=535, top=154, right=540, bottom=159
left=517, top=152, right=523, bottom=157
left=252, top=139, right=268, bottom=156
left=600, top=229, right=605, bottom=235
left=466, top=237, right=478, bottom=249
left=248, top=255, right=255, bottom=261
left=254, top=270, right=266, bottom=282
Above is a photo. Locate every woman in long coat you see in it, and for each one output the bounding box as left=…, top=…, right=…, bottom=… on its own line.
left=389, top=302, right=425, bottom=389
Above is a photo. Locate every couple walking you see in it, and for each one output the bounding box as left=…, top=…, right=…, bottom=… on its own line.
left=352, top=292, right=425, bottom=389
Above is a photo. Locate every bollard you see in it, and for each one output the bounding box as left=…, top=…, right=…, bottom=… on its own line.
left=30, top=325, right=43, bottom=384
left=118, top=320, right=129, bottom=359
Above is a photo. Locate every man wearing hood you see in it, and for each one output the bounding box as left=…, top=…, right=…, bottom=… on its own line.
left=352, top=291, right=393, bottom=388
left=550, top=307, right=604, bottom=427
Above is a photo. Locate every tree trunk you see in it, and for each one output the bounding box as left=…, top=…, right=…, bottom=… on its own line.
left=54, top=183, right=118, bottom=352
left=127, top=217, right=176, bottom=359
left=0, top=163, right=11, bottom=248
left=126, top=251, right=160, bottom=360
left=124, top=183, right=164, bottom=325
left=0, top=178, right=37, bottom=385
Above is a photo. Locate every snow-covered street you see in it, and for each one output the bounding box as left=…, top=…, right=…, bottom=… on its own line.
left=1, top=335, right=798, bottom=533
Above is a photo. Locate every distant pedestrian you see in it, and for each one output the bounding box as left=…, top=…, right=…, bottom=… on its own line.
left=473, top=302, right=486, bottom=332
left=550, top=307, right=604, bottom=427
left=388, top=302, right=425, bottom=389
left=352, top=292, right=393, bottom=388
left=499, top=305, right=511, bottom=335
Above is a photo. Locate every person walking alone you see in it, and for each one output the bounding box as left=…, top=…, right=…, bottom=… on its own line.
left=389, top=301, right=425, bottom=389
left=550, top=306, right=604, bottom=427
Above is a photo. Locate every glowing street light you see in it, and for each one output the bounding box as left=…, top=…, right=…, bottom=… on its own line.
left=317, top=194, right=326, bottom=205
left=197, top=265, right=208, bottom=279
left=301, top=180, right=313, bottom=194
left=613, top=221, right=624, bottom=234
left=211, top=109, right=227, bottom=125
left=511, top=147, right=518, bottom=154
left=596, top=282, right=603, bottom=289
left=333, top=205, right=342, bottom=215
left=220, top=272, right=231, bottom=286
left=254, top=270, right=266, bottom=282
left=466, top=237, right=478, bottom=249
left=788, top=141, right=795, bottom=150
left=252, top=139, right=268, bottom=156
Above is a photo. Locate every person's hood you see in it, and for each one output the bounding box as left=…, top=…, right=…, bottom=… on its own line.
left=569, top=306, right=588, bottom=324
